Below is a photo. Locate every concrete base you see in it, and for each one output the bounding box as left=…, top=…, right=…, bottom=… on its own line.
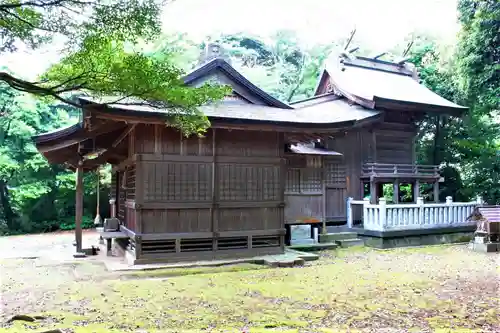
left=337, top=238, right=365, bottom=248
left=469, top=242, right=499, bottom=253
left=288, top=243, right=338, bottom=252
left=319, top=232, right=358, bottom=243
left=360, top=231, right=474, bottom=249
left=290, top=238, right=315, bottom=246
left=352, top=225, right=476, bottom=249
left=103, top=247, right=318, bottom=272
left=73, top=252, right=87, bottom=258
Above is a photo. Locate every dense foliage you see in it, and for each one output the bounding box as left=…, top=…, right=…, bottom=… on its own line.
left=0, top=0, right=229, bottom=135
left=0, top=79, right=110, bottom=234
left=0, top=0, right=498, bottom=235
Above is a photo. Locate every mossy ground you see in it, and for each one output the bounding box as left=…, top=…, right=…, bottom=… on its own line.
left=0, top=245, right=498, bottom=332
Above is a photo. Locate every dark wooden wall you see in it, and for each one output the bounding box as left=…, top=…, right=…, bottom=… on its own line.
left=323, top=117, right=417, bottom=221
left=112, top=124, right=286, bottom=262
left=372, top=120, right=416, bottom=165
left=284, top=155, right=346, bottom=223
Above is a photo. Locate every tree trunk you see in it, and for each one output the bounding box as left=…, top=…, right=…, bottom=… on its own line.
left=286, top=55, right=306, bottom=102
left=432, top=115, right=441, bottom=165
left=0, top=179, right=18, bottom=231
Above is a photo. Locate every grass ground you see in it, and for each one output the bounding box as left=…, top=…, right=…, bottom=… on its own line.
left=0, top=245, right=498, bottom=332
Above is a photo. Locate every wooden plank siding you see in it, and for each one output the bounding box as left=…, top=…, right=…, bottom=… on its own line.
left=323, top=120, right=417, bottom=221
left=284, top=155, right=347, bottom=223
left=117, top=124, right=286, bottom=262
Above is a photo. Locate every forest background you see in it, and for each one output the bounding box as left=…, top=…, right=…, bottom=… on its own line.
left=0, top=0, right=498, bottom=234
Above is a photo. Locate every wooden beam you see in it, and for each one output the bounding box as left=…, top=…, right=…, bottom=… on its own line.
left=393, top=180, right=400, bottom=204
left=75, top=162, right=84, bottom=253
left=112, top=124, right=137, bottom=148
left=90, top=111, right=364, bottom=134
left=370, top=180, right=377, bottom=204
left=433, top=181, right=439, bottom=203
left=397, top=57, right=411, bottom=65
left=38, top=122, right=127, bottom=153
left=413, top=180, right=420, bottom=203
left=343, top=28, right=356, bottom=51
left=210, top=129, right=218, bottom=251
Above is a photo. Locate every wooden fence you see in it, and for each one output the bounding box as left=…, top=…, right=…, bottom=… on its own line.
left=347, top=196, right=482, bottom=231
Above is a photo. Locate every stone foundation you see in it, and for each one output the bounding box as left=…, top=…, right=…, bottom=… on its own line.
left=354, top=226, right=475, bottom=249
left=469, top=242, right=500, bottom=253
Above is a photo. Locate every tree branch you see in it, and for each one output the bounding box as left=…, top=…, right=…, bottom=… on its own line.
left=0, top=72, right=83, bottom=108
left=0, top=8, right=57, bottom=34
left=0, top=0, right=92, bottom=10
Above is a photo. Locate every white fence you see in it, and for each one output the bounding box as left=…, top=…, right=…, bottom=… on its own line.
left=347, top=196, right=481, bottom=231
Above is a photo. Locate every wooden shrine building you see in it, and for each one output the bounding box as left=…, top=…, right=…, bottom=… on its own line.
left=33, top=44, right=379, bottom=263
left=281, top=53, right=467, bottom=226
left=33, top=44, right=467, bottom=263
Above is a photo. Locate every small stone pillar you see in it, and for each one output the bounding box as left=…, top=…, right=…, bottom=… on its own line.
left=109, top=199, right=116, bottom=218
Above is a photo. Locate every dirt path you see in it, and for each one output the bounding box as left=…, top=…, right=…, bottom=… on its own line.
left=0, top=232, right=498, bottom=332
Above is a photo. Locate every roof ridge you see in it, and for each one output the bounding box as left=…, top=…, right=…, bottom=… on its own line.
left=182, top=58, right=292, bottom=109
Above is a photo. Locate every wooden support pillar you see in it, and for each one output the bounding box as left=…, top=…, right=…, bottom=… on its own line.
left=369, top=180, right=377, bottom=204
left=413, top=180, right=420, bottom=203
left=433, top=181, right=439, bottom=203
left=210, top=128, right=218, bottom=251
left=321, top=159, right=327, bottom=234
left=393, top=180, right=400, bottom=204
left=75, top=162, right=84, bottom=253
left=377, top=183, right=384, bottom=202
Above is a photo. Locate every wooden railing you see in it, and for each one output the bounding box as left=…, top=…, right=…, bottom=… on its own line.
left=347, top=196, right=482, bottom=231
left=362, top=163, right=439, bottom=177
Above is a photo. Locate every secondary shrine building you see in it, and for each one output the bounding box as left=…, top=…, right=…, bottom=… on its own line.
left=33, top=43, right=466, bottom=263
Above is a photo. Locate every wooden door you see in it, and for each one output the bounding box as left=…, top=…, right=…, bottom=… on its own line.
left=284, top=155, right=324, bottom=223
left=324, top=158, right=347, bottom=221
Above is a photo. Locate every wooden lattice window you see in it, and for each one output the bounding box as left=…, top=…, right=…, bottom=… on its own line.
left=324, top=160, right=347, bottom=186
left=218, top=164, right=280, bottom=201
left=125, top=166, right=136, bottom=200
left=286, top=156, right=323, bottom=194
left=143, top=162, right=212, bottom=202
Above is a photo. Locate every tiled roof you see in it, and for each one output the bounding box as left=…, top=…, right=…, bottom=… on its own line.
left=312, top=55, right=468, bottom=115
left=183, top=58, right=292, bottom=109
left=477, top=206, right=500, bottom=222
left=289, top=144, right=342, bottom=156
left=77, top=95, right=381, bottom=127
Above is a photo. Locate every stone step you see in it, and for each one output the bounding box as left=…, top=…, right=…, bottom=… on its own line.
left=288, top=243, right=338, bottom=252
left=290, top=238, right=315, bottom=246
left=319, top=232, right=358, bottom=243
left=336, top=238, right=365, bottom=248
left=286, top=249, right=320, bottom=261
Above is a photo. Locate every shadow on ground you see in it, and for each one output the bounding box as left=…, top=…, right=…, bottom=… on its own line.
left=0, top=232, right=498, bottom=332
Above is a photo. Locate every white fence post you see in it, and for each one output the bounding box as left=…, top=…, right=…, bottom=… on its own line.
left=363, top=197, right=370, bottom=229
left=446, top=196, right=453, bottom=224
left=379, top=197, right=387, bottom=231
left=346, top=197, right=353, bottom=229
left=417, top=197, right=424, bottom=226
left=476, top=195, right=483, bottom=205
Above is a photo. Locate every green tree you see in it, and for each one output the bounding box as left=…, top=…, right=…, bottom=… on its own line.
left=0, top=79, right=112, bottom=234
left=406, top=1, right=499, bottom=204
left=0, top=0, right=229, bottom=135
left=213, top=31, right=337, bottom=102
left=455, top=0, right=500, bottom=203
